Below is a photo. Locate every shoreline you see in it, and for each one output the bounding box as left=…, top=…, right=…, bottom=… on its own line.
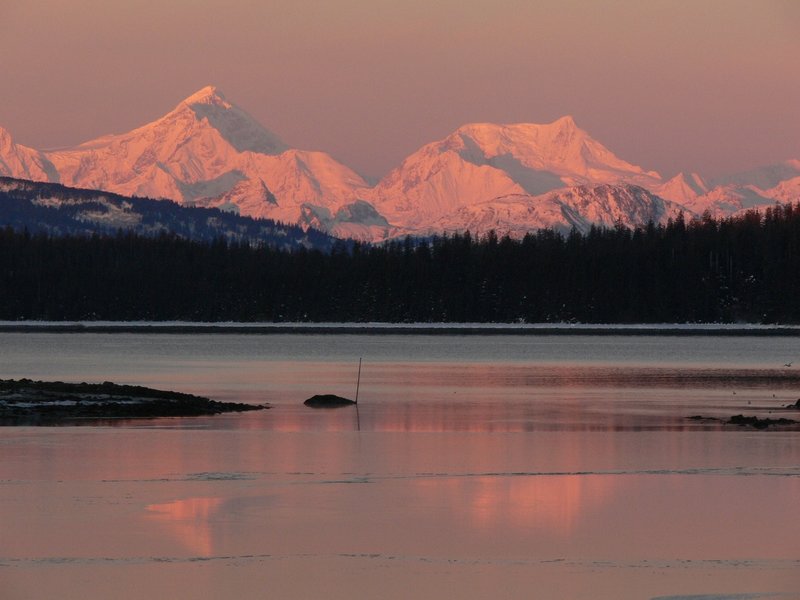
left=0, top=379, right=266, bottom=424
left=1, top=322, right=800, bottom=336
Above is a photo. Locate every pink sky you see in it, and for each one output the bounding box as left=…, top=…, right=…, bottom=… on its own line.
left=0, top=0, right=798, bottom=181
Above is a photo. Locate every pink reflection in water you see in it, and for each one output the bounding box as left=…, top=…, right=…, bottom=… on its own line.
left=146, top=497, right=224, bottom=557
left=418, top=474, right=617, bottom=537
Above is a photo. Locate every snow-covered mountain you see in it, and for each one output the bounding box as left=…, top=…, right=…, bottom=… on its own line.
left=424, top=184, right=684, bottom=238
left=1, top=86, right=375, bottom=236
left=366, top=117, right=664, bottom=231
left=1, top=87, right=798, bottom=241
left=652, top=172, right=709, bottom=207
left=0, top=127, right=58, bottom=182
left=767, top=175, right=800, bottom=204
left=651, top=160, right=800, bottom=218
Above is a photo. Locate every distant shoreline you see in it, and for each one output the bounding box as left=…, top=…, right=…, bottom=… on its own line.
left=1, top=322, right=800, bottom=336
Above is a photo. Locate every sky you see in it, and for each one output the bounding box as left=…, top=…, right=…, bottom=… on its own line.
left=0, top=0, right=798, bottom=181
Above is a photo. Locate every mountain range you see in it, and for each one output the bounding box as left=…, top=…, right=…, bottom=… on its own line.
left=1, top=86, right=798, bottom=241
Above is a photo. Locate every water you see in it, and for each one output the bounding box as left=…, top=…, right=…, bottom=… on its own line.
left=1, top=333, right=799, bottom=599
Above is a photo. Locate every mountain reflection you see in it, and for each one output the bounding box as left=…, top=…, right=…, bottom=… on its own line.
left=435, top=474, right=617, bottom=535
left=145, top=497, right=223, bottom=556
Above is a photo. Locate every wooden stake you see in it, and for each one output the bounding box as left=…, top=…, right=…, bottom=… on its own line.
left=355, top=357, right=362, bottom=404
left=355, top=357, right=362, bottom=432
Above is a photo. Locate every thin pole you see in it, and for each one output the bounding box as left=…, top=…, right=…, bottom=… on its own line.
left=355, top=357, right=362, bottom=404
left=355, top=357, right=362, bottom=432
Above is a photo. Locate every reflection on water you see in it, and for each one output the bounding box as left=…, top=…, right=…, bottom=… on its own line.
left=195, top=360, right=800, bottom=433
left=419, top=472, right=617, bottom=537
left=2, top=425, right=800, bottom=599
left=146, top=497, right=224, bottom=557
left=2, top=333, right=800, bottom=599
left=3, top=332, right=800, bottom=434
left=80, top=359, right=800, bottom=434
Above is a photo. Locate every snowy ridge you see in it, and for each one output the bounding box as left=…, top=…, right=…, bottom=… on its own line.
left=422, top=184, right=685, bottom=238
left=1, top=87, right=798, bottom=241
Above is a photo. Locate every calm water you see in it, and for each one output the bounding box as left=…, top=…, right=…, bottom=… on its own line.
left=1, top=333, right=799, bottom=599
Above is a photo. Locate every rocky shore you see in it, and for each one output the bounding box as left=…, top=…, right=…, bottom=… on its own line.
left=0, top=379, right=267, bottom=424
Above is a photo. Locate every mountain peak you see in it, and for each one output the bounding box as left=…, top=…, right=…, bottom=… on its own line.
left=551, top=115, right=578, bottom=129
left=453, top=116, right=585, bottom=147
left=167, top=86, right=288, bottom=155
left=182, top=85, right=229, bottom=107
left=0, top=125, right=12, bottom=150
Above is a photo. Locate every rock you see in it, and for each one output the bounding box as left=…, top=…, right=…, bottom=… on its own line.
left=304, top=394, right=356, bottom=408
left=727, top=414, right=797, bottom=429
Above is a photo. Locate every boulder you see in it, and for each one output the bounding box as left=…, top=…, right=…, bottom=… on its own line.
left=304, top=394, right=356, bottom=408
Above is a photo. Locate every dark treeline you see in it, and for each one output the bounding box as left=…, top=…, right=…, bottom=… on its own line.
left=1, top=204, right=800, bottom=323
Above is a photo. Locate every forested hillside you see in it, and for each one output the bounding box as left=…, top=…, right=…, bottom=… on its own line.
left=0, top=177, right=336, bottom=251
left=1, top=205, right=799, bottom=323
